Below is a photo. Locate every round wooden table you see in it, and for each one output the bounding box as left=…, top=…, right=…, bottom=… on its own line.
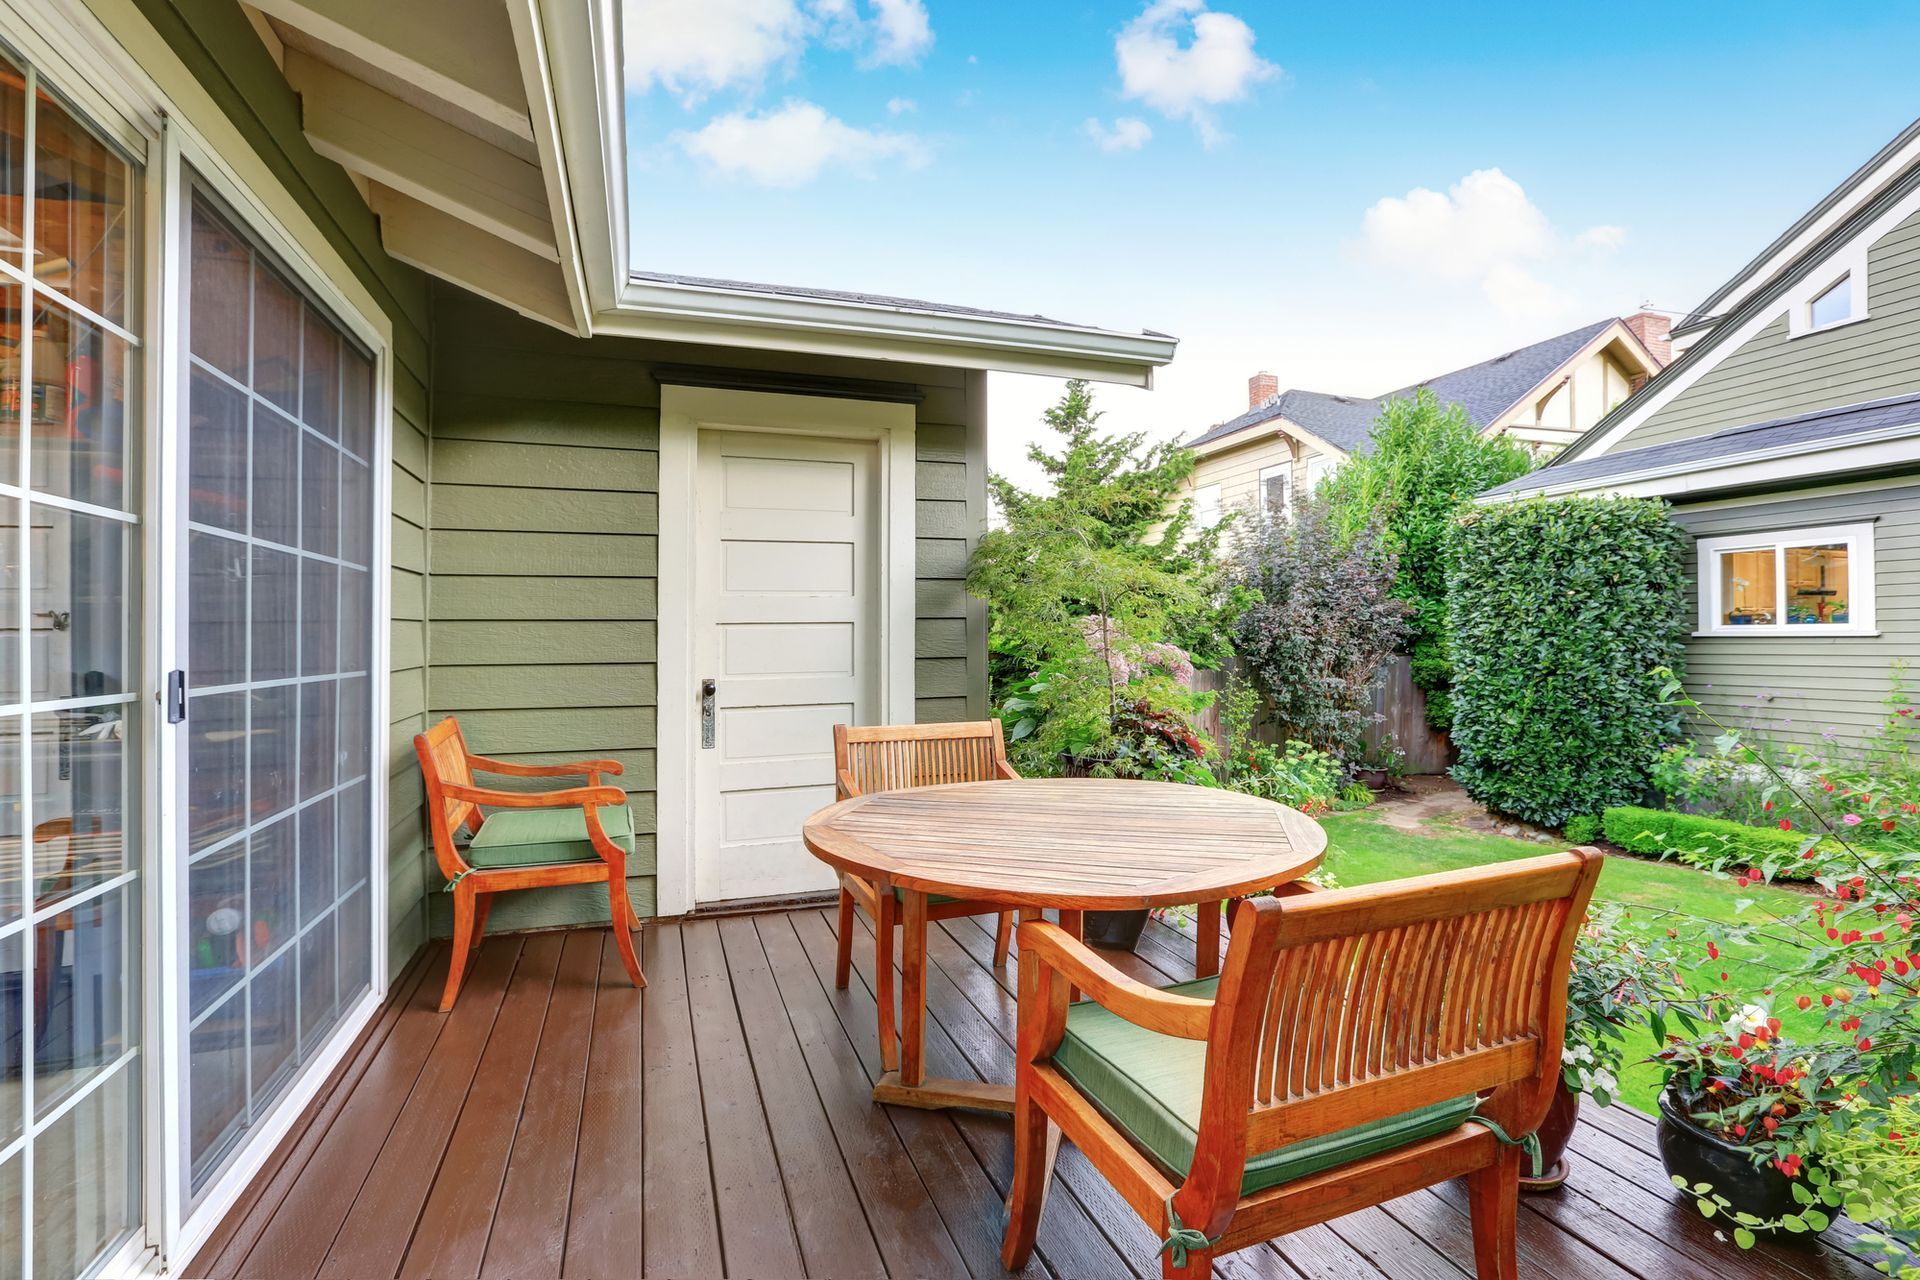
left=802, top=778, right=1327, bottom=1112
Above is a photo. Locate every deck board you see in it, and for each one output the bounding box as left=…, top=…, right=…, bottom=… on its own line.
left=189, top=910, right=1891, bottom=1279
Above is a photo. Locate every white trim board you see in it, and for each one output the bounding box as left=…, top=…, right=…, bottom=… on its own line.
left=654, top=385, right=918, bottom=916
left=1572, top=176, right=1920, bottom=462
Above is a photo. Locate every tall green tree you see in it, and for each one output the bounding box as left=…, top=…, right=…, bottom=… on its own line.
left=1317, top=390, right=1533, bottom=731
left=967, top=380, right=1227, bottom=773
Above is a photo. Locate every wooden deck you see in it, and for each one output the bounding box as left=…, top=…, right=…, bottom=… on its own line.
left=189, top=908, right=1889, bottom=1279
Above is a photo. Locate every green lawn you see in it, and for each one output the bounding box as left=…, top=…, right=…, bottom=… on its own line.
left=1319, top=806, right=1827, bottom=1116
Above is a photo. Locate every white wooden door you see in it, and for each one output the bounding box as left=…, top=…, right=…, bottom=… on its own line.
left=692, top=430, right=881, bottom=904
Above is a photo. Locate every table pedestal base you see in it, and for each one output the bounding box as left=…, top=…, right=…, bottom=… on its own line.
left=873, top=1071, right=1015, bottom=1114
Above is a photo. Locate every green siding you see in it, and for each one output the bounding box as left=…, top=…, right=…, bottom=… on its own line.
left=1619, top=206, right=1920, bottom=451
left=426, top=291, right=988, bottom=930
left=129, top=0, right=437, bottom=980
left=1673, top=483, right=1920, bottom=749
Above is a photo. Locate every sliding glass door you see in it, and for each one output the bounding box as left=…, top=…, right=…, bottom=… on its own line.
left=176, top=189, right=375, bottom=1203
left=0, top=50, right=144, bottom=1280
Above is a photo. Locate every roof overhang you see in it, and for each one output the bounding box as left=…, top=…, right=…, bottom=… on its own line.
left=1479, top=421, right=1920, bottom=504
left=1190, top=417, right=1351, bottom=460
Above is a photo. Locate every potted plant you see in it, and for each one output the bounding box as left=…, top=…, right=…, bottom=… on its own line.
left=1527, top=908, right=1702, bottom=1193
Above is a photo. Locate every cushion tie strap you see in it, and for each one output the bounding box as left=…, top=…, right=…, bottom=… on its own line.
left=1469, top=1110, right=1542, bottom=1178
left=443, top=869, right=475, bottom=893
left=1158, top=1197, right=1220, bottom=1269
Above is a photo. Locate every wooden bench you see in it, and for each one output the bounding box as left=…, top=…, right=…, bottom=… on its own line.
left=1002, top=847, right=1604, bottom=1278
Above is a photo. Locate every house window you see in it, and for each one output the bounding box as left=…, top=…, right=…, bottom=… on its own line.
left=1809, top=275, right=1852, bottom=330
left=1698, top=523, right=1876, bottom=635
left=1303, top=453, right=1335, bottom=492
left=1193, top=483, right=1222, bottom=528
left=1258, top=466, right=1289, bottom=522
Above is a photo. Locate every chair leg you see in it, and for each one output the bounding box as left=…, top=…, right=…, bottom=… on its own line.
left=1161, top=1247, right=1215, bottom=1279
left=609, top=874, right=647, bottom=989
left=994, top=911, right=1014, bottom=966
left=471, top=894, right=493, bottom=953
left=1467, top=1147, right=1523, bottom=1280
left=835, top=884, right=857, bottom=989
left=875, top=884, right=899, bottom=1072
left=1000, top=1082, right=1058, bottom=1270
left=440, top=882, right=478, bottom=1012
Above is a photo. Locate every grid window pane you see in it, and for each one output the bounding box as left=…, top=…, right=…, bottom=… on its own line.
left=0, top=930, right=18, bottom=1150
left=0, top=57, right=24, bottom=266
left=29, top=706, right=130, bottom=911
left=32, top=1058, right=137, bottom=1280
left=186, top=841, right=246, bottom=1020
left=0, top=284, right=19, bottom=495
left=28, top=298, right=135, bottom=511
left=188, top=366, right=248, bottom=532
left=32, top=883, right=131, bottom=1121
left=1785, top=542, right=1849, bottom=625
left=188, top=531, right=246, bottom=688
left=188, top=204, right=248, bottom=377
left=27, top=503, right=131, bottom=700
left=32, top=86, right=133, bottom=328
left=0, top=494, right=18, bottom=706
left=0, top=1144, right=18, bottom=1280
left=181, top=188, right=379, bottom=1200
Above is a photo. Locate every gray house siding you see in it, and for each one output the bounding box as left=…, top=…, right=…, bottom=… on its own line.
left=1673, top=482, right=1920, bottom=750
left=134, top=0, right=437, bottom=980
left=426, top=290, right=988, bottom=934
left=1618, top=205, right=1920, bottom=452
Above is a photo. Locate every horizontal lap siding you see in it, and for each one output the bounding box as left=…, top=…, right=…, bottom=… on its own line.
left=135, top=0, right=437, bottom=980
left=1621, top=207, right=1920, bottom=450
left=428, top=292, right=985, bottom=928
left=1674, top=483, right=1920, bottom=749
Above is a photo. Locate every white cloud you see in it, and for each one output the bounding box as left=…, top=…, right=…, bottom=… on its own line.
left=1085, top=116, right=1153, bottom=152
left=625, top=0, right=810, bottom=102
left=677, top=99, right=928, bottom=186
left=1358, top=168, right=1625, bottom=318
left=887, top=96, right=917, bottom=114
left=626, top=0, right=931, bottom=102
left=1114, top=0, right=1276, bottom=145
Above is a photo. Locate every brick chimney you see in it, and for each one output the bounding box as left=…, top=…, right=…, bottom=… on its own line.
left=1248, top=371, right=1279, bottom=410
left=1624, top=311, right=1672, bottom=367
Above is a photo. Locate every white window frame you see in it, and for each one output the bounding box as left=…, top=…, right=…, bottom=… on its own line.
left=1257, top=465, right=1290, bottom=523
left=1193, top=482, right=1222, bottom=529
left=1695, top=521, right=1877, bottom=637
left=1789, top=243, right=1869, bottom=337
left=0, top=2, right=399, bottom=1271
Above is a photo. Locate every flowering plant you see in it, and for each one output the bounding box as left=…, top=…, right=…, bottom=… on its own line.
left=1647, top=669, right=1920, bottom=1249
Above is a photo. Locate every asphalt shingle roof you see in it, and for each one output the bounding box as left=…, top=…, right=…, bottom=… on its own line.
left=1483, top=392, right=1920, bottom=496
left=1185, top=318, right=1620, bottom=452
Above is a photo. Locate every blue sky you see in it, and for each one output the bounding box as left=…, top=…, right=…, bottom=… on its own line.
left=624, top=2, right=1920, bottom=488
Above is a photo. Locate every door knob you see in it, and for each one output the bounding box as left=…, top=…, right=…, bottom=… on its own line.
left=700, top=678, right=716, bottom=749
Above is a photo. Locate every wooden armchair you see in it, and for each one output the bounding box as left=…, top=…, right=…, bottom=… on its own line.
left=1002, top=848, right=1604, bottom=1279
left=415, top=717, right=645, bottom=1011
left=831, top=721, right=1021, bottom=1004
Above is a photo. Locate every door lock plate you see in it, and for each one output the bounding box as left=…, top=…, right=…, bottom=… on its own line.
left=700, top=678, right=716, bottom=749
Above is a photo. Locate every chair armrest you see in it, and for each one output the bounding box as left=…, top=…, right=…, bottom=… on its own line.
left=442, top=783, right=628, bottom=811
left=1019, top=921, right=1213, bottom=1040
left=467, top=754, right=624, bottom=780
left=836, top=767, right=862, bottom=800
left=993, top=759, right=1021, bottom=780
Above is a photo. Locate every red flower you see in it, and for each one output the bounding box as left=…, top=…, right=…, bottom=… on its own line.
left=1780, top=819, right=1793, bottom=830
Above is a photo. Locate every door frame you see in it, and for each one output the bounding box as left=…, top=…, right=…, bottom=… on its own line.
left=656, top=384, right=916, bottom=917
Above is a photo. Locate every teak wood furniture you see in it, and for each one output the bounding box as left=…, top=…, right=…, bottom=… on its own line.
left=803, top=775, right=1326, bottom=1113
left=831, top=721, right=1021, bottom=1003
left=1000, top=847, right=1604, bottom=1279
left=415, top=717, right=645, bottom=1011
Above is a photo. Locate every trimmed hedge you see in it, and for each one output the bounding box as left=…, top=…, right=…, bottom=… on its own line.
left=1602, top=805, right=1811, bottom=875
left=1449, top=497, right=1690, bottom=826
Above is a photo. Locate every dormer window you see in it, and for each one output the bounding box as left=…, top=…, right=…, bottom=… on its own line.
left=1809, top=274, right=1852, bottom=330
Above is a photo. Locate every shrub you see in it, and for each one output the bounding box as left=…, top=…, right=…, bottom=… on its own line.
left=1318, top=390, right=1533, bottom=731
left=1562, top=814, right=1601, bottom=845
left=1223, top=738, right=1342, bottom=811
left=1230, top=500, right=1410, bottom=759
left=1335, top=782, right=1376, bottom=810
left=1601, top=805, right=1810, bottom=873
left=1448, top=497, right=1690, bottom=826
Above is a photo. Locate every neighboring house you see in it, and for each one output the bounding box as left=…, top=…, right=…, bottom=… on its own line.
left=1181, top=314, right=1670, bottom=526
left=0, top=1, right=1174, bottom=1274
left=1486, top=118, right=1920, bottom=751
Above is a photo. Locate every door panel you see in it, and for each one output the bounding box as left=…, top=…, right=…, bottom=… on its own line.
left=693, top=431, right=879, bottom=904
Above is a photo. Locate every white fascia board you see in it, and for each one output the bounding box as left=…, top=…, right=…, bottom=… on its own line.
left=1478, top=426, right=1920, bottom=503
left=505, top=0, right=593, bottom=334
left=598, top=277, right=1178, bottom=386
left=535, top=0, right=625, bottom=320
left=1572, top=177, right=1920, bottom=462
left=1672, top=127, right=1920, bottom=339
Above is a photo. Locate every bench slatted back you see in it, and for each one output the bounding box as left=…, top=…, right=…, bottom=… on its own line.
left=1209, top=851, right=1602, bottom=1157
left=833, top=721, right=1013, bottom=798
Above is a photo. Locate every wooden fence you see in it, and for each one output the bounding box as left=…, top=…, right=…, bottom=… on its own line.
left=1190, top=654, right=1453, bottom=775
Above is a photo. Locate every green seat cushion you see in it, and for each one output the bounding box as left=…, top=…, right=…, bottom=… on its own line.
left=467, top=804, right=636, bottom=869
left=1053, top=977, right=1478, bottom=1195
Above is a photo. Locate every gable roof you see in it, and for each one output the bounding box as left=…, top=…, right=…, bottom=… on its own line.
left=1184, top=318, right=1619, bottom=453
left=1483, top=392, right=1920, bottom=498
left=1674, top=118, right=1920, bottom=337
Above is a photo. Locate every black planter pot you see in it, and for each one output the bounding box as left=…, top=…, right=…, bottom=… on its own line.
left=1656, top=1083, right=1818, bottom=1235
left=1083, top=909, right=1150, bottom=951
